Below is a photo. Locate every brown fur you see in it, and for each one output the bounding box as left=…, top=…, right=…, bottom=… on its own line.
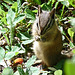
left=32, top=7, right=62, bottom=67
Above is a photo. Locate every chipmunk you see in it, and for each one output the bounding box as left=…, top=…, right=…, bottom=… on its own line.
left=32, top=6, right=62, bottom=67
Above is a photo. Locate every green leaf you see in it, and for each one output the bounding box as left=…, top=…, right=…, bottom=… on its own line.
left=68, top=28, right=74, bottom=37
left=68, top=0, right=75, bottom=7
left=69, top=41, right=74, bottom=48
left=5, top=52, right=15, bottom=60
left=13, top=14, right=25, bottom=25
left=11, top=46, right=20, bottom=52
left=25, top=9, right=35, bottom=20
left=6, top=8, right=15, bottom=25
left=71, top=27, right=75, bottom=33
left=64, top=59, right=75, bottom=75
left=61, top=1, right=69, bottom=7
left=4, top=0, right=14, bottom=4
left=26, top=55, right=36, bottom=68
left=2, top=3, right=10, bottom=9
left=17, top=66, right=25, bottom=75
left=3, top=34, right=10, bottom=45
left=17, top=0, right=21, bottom=12
left=14, top=71, right=20, bottom=75
left=2, top=67, right=13, bottom=75
left=34, top=0, right=41, bottom=5
left=7, top=9, right=15, bottom=45
left=1, top=17, right=7, bottom=25
left=19, top=32, right=29, bottom=40
left=22, top=39, right=33, bottom=45
left=70, top=18, right=75, bottom=26
left=54, top=70, right=62, bottom=75
left=72, top=49, right=75, bottom=54
left=30, top=67, right=40, bottom=75
left=0, top=47, right=5, bottom=61
left=11, top=2, right=18, bottom=12
left=0, top=7, right=5, bottom=17
left=1, top=28, right=8, bottom=34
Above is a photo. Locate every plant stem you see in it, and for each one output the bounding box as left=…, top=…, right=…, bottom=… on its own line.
left=4, top=59, right=8, bottom=67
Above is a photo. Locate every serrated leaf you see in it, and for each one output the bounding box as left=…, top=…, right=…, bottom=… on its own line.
left=2, top=67, right=13, bottom=75
left=54, top=70, right=62, bottom=75
left=5, top=52, right=15, bottom=60
left=26, top=55, right=36, bottom=68
left=0, top=47, right=5, bottom=61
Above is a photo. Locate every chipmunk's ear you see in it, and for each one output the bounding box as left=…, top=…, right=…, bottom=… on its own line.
left=49, top=7, right=56, bottom=19
left=37, top=5, right=42, bottom=16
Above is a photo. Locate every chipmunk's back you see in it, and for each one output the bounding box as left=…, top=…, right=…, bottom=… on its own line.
left=32, top=6, right=62, bottom=67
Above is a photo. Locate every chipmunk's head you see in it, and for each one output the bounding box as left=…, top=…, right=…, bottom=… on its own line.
left=35, top=6, right=56, bottom=35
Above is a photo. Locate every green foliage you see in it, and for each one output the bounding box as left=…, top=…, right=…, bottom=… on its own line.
left=0, top=47, right=5, bottom=61
left=54, top=70, right=62, bottom=75
left=2, top=67, right=14, bottom=75
left=64, top=55, right=75, bottom=75
left=17, top=66, right=25, bottom=75
left=68, top=0, right=75, bottom=7
left=68, top=28, right=74, bottom=39
left=26, top=55, right=36, bottom=68
left=25, top=9, right=35, bottom=20
left=0, top=0, right=75, bottom=75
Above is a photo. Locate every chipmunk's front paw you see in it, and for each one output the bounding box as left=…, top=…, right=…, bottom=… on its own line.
left=35, top=36, right=41, bottom=41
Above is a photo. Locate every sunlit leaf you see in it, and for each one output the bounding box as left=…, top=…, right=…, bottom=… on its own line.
left=22, top=39, right=33, bottom=45
left=25, top=9, right=35, bottom=20
left=11, top=46, right=20, bottom=52
left=68, top=28, right=74, bottom=38
left=17, top=67, right=25, bottom=75
left=1, top=28, right=8, bottom=33
left=70, top=18, right=75, bottom=26
left=64, top=58, right=75, bottom=75
left=6, top=8, right=15, bottom=25
left=2, top=67, right=13, bottom=75
left=0, top=47, right=5, bottom=61
left=2, top=3, right=10, bottom=9
left=4, top=0, right=14, bottom=4
left=13, top=14, right=25, bottom=25
left=30, top=66, right=40, bottom=75
left=5, top=52, right=15, bottom=60
left=11, top=2, right=18, bottom=12
left=54, top=70, right=62, bottom=75
left=26, top=55, right=36, bottom=68
left=68, top=0, right=75, bottom=7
